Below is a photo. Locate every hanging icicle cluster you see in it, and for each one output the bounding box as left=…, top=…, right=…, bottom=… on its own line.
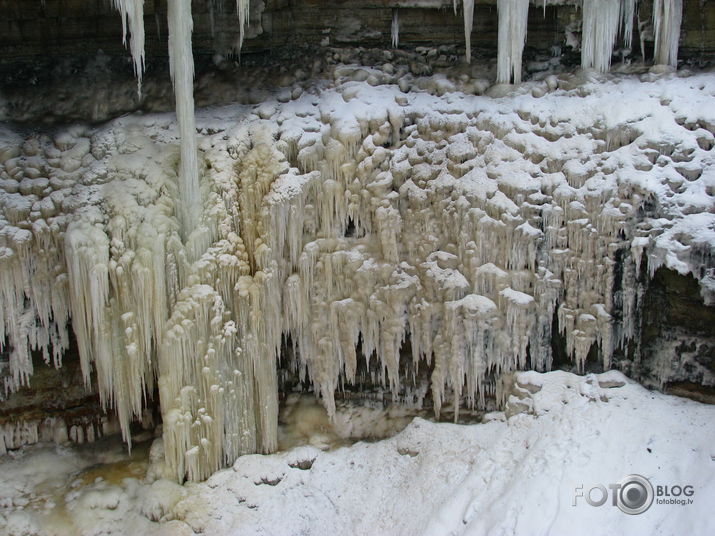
left=653, top=0, right=683, bottom=66
left=112, top=0, right=146, bottom=94
left=496, top=0, right=530, bottom=84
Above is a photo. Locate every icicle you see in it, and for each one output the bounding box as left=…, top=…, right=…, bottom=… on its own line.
left=653, top=0, right=683, bottom=66
left=391, top=8, right=400, bottom=49
left=496, top=0, right=529, bottom=84
left=113, top=0, right=146, bottom=96
left=236, top=0, right=251, bottom=53
left=168, top=0, right=201, bottom=239
left=463, top=0, right=475, bottom=63
left=623, top=0, right=635, bottom=50
left=581, top=0, right=621, bottom=72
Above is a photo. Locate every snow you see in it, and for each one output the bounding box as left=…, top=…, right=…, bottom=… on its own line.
left=1, top=371, right=714, bottom=535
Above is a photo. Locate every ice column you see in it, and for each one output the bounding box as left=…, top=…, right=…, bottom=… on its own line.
left=168, top=0, right=201, bottom=240
left=581, top=0, right=622, bottom=72
left=496, top=0, right=529, bottom=84
left=653, top=0, right=683, bottom=66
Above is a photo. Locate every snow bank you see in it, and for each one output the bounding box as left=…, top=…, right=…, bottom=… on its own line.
left=6, top=371, right=712, bottom=535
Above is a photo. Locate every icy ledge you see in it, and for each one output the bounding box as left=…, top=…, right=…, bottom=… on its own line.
left=1, top=71, right=714, bottom=480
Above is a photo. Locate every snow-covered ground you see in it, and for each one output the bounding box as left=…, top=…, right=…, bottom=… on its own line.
left=2, top=370, right=714, bottom=535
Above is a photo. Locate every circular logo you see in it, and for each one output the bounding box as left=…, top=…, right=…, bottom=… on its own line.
left=616, top=474, right=654, bottom=515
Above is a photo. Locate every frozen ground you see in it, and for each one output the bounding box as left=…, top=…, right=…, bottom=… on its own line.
left=1, top=370, right=714, bottom=535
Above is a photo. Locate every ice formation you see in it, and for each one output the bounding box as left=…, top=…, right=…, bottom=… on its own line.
left=81, top=0, right=691, bottom=94
left=463, top=0, right=475, bottom=64
left=112, top=0, right=146, bottom=94
left=622, top=0, right=636, bottom=50
left=1, top=1, right=709, bottom=481
left=653, top=0, right=683, bottom=66
left=3, top=68, right=715, bottom=479
left=581, top=0, right=622, bottom=72
left=496, top=0, right=529, bottom=83
left=392, top=9, right=400, bottom=49
left=167, top=0, right=201, bottom=240
left=237, top=0, right=251, bottom=53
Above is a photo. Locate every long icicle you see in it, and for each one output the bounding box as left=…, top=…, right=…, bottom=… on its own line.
left=236, top=0, right=251, bottom=53
left=113, top=0, right=146, bottom=96
left=623, top=0, right=636, bottom=50
left=392, top=8, right=400, bottom=49
left=581, top=0, right=621, bottom=72
left=168, top=0, right=201, bottom=238
left=496, top=0, right=529, bottom=84
left=653, top=0, right=683, bottom=66
left=463, top=0, right=475, bottom=63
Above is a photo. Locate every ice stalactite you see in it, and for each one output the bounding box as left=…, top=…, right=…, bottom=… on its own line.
left=622, top=0, right=636, bottom=50
left=653, top=0, right=683, bottom=66
left=392, top=9, right=400, bottom=49
left=236, top=0, right=251, bottom=53
left=581, top=0, right=622, bottom=72
left=63, top=136, right=185, bottom=449
left=0, top=129, right=89, bottom=396
left=168, top=0, right=201, bottom=244
left=496, top=0, right=529, bottom=84
left=112, top=0, right=146, bottom=95
left=159, top=285, right=239, bottom=482
left=1, top=414, right=114, bottom=455
left=463, top=0, right=475, bottom=64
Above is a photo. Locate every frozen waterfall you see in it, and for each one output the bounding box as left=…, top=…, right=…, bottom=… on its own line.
left=0, top=0, right=703, bottom=482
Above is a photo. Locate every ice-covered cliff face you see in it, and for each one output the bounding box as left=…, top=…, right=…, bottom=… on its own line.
left=2, top=64, right=714, bottom=480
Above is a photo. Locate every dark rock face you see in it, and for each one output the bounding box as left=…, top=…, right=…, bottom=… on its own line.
left=0, top=0, right=713, bottom=60
left=1, top=0, right=713, bottom=125
left=0, top=341, right=106, bottom=451
left=637, top=267, right=715, bottom=396
left=1, top=338, right=159, bottom=452
left=0, top=0, right=713, bottom=125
